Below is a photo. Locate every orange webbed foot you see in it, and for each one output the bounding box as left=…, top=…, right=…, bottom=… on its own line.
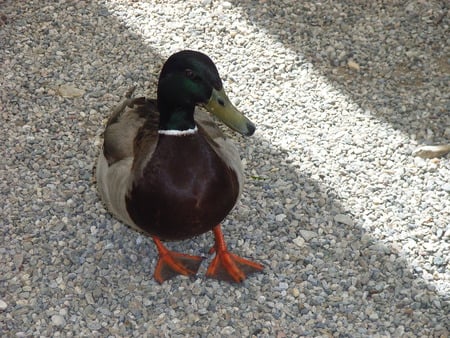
left=206, top=225, right=264, bottom=283
left=152, top=237, right=203, bottom=284
left=206, top=250, right=264, bottom=283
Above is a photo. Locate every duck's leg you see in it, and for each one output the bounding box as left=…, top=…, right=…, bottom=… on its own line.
left=152, top=236, right=203, bottom=283
left=206, top=225, right=264, bottom=283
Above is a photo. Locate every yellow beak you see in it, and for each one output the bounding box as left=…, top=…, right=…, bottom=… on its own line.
left=204, top=88, right=255, bottom=136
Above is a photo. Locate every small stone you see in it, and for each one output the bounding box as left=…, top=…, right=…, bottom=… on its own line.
left=369, top=311, right=379, bottom=320
left=0, top=299, right=7, bottom=310
left=347, top=60, right=360, bottom=71
left=88, top=90, right=106, bottom=98
left=87, top=320, right=102, bottom=330
left=220, top=326, right=235, bottom=335
left=311, top=296, right=325, bottom=305
left=83, top=305, right=95, bottom=316
left=433, top=256, right=445, bottom=266
left=334, top=214, right=354, bottom=226
left=299, top=230, right=317, bottom=241
left=278, top=282, right=289, bottom=290
left=85, top=292, right=95, bottom=305
left=51, top=314, right=66, bottom=327
left=13, top=253, right=24, bottom=269
left=442, top=183, right=450, bottom=192
left=292, top=288, right=300, bottom=297
left=57, top=84, right=85, bottom=98
left=365, top=307, right=379, bottom=320
left=275, top=214, right=286, bottom=222
left=293, top=236, right=305, bottom=247
left=392, top=325, right=405, bottom=338
left=221, top=1, right=232, bottom=9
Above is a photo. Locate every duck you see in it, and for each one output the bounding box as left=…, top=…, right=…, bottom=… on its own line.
left=96, top=50, right=263, bottom=283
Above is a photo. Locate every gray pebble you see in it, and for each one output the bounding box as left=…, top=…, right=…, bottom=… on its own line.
left=51, top=314, right=66, bottom=327
left=87, top=320, right=102, bottom=330
left=334, top=214, right=354, bottom=226
left=299, top=230, right=317, bottom=242
left=433, top=256, right=445, bottom=266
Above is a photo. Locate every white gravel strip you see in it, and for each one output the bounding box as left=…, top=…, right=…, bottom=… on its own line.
left=1, top=0, right=449, bottom=336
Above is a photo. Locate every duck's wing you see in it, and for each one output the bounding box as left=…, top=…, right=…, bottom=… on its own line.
left=97, top=94, right=159, bottom=230
left=195, top=109, right=244, bottom=197
left=103, top=96, right=159, bottom=166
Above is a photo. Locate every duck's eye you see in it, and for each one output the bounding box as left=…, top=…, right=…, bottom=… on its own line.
left=217, top=98, right=225, bottom=106
left=185, top=68, right=197, bottom=80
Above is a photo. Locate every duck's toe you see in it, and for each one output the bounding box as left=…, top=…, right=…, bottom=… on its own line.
left=154, top=251, right=203, bottom=283
left=152, top=236, right=204, bottom=283
left=206, top=250, right=264, bottom=283
left=205, top=225, right=263, bottom=283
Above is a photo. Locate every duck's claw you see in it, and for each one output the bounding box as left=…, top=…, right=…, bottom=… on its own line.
left=206, top=225, right=263, bottom=283
left=152, top=237, right=203, bottom=283
left=206, top=250, right=264, bottom=283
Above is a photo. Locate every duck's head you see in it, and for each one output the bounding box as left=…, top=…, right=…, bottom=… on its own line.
left=157, top=50, right=255, bottom=136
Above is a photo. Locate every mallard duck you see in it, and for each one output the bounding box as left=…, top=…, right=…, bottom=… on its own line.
left=97, top=50, right=263, bottom=283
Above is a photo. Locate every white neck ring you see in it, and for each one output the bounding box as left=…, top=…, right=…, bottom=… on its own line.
left=158, top=126, right=198, bottom=136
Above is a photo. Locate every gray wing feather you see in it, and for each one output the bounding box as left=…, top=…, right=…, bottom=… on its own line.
left=195, top=109, right=244, bottom=197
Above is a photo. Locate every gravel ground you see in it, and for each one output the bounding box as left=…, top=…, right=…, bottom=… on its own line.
left=1, top=0, right=449, bottom=336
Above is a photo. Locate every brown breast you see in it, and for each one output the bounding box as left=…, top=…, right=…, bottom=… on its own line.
left=125, top=133, right=239, bottom=240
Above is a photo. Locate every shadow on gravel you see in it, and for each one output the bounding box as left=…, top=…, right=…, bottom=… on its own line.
left=230, top=0, right=449, bottom=143
left=1, top=0, right=447, bottom=336
left=242, top=135, right=449, bottom=334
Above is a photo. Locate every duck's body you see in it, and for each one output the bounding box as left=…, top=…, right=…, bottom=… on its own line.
left=97, top=99, right=242, bottom=240
left=96, top=51, right=263, bottom=283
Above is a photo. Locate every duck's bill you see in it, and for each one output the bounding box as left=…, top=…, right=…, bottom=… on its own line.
left=204, top=88, right=255, bottom=136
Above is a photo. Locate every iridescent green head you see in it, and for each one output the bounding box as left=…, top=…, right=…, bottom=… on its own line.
left=157, top=50, right=255, bottom=136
